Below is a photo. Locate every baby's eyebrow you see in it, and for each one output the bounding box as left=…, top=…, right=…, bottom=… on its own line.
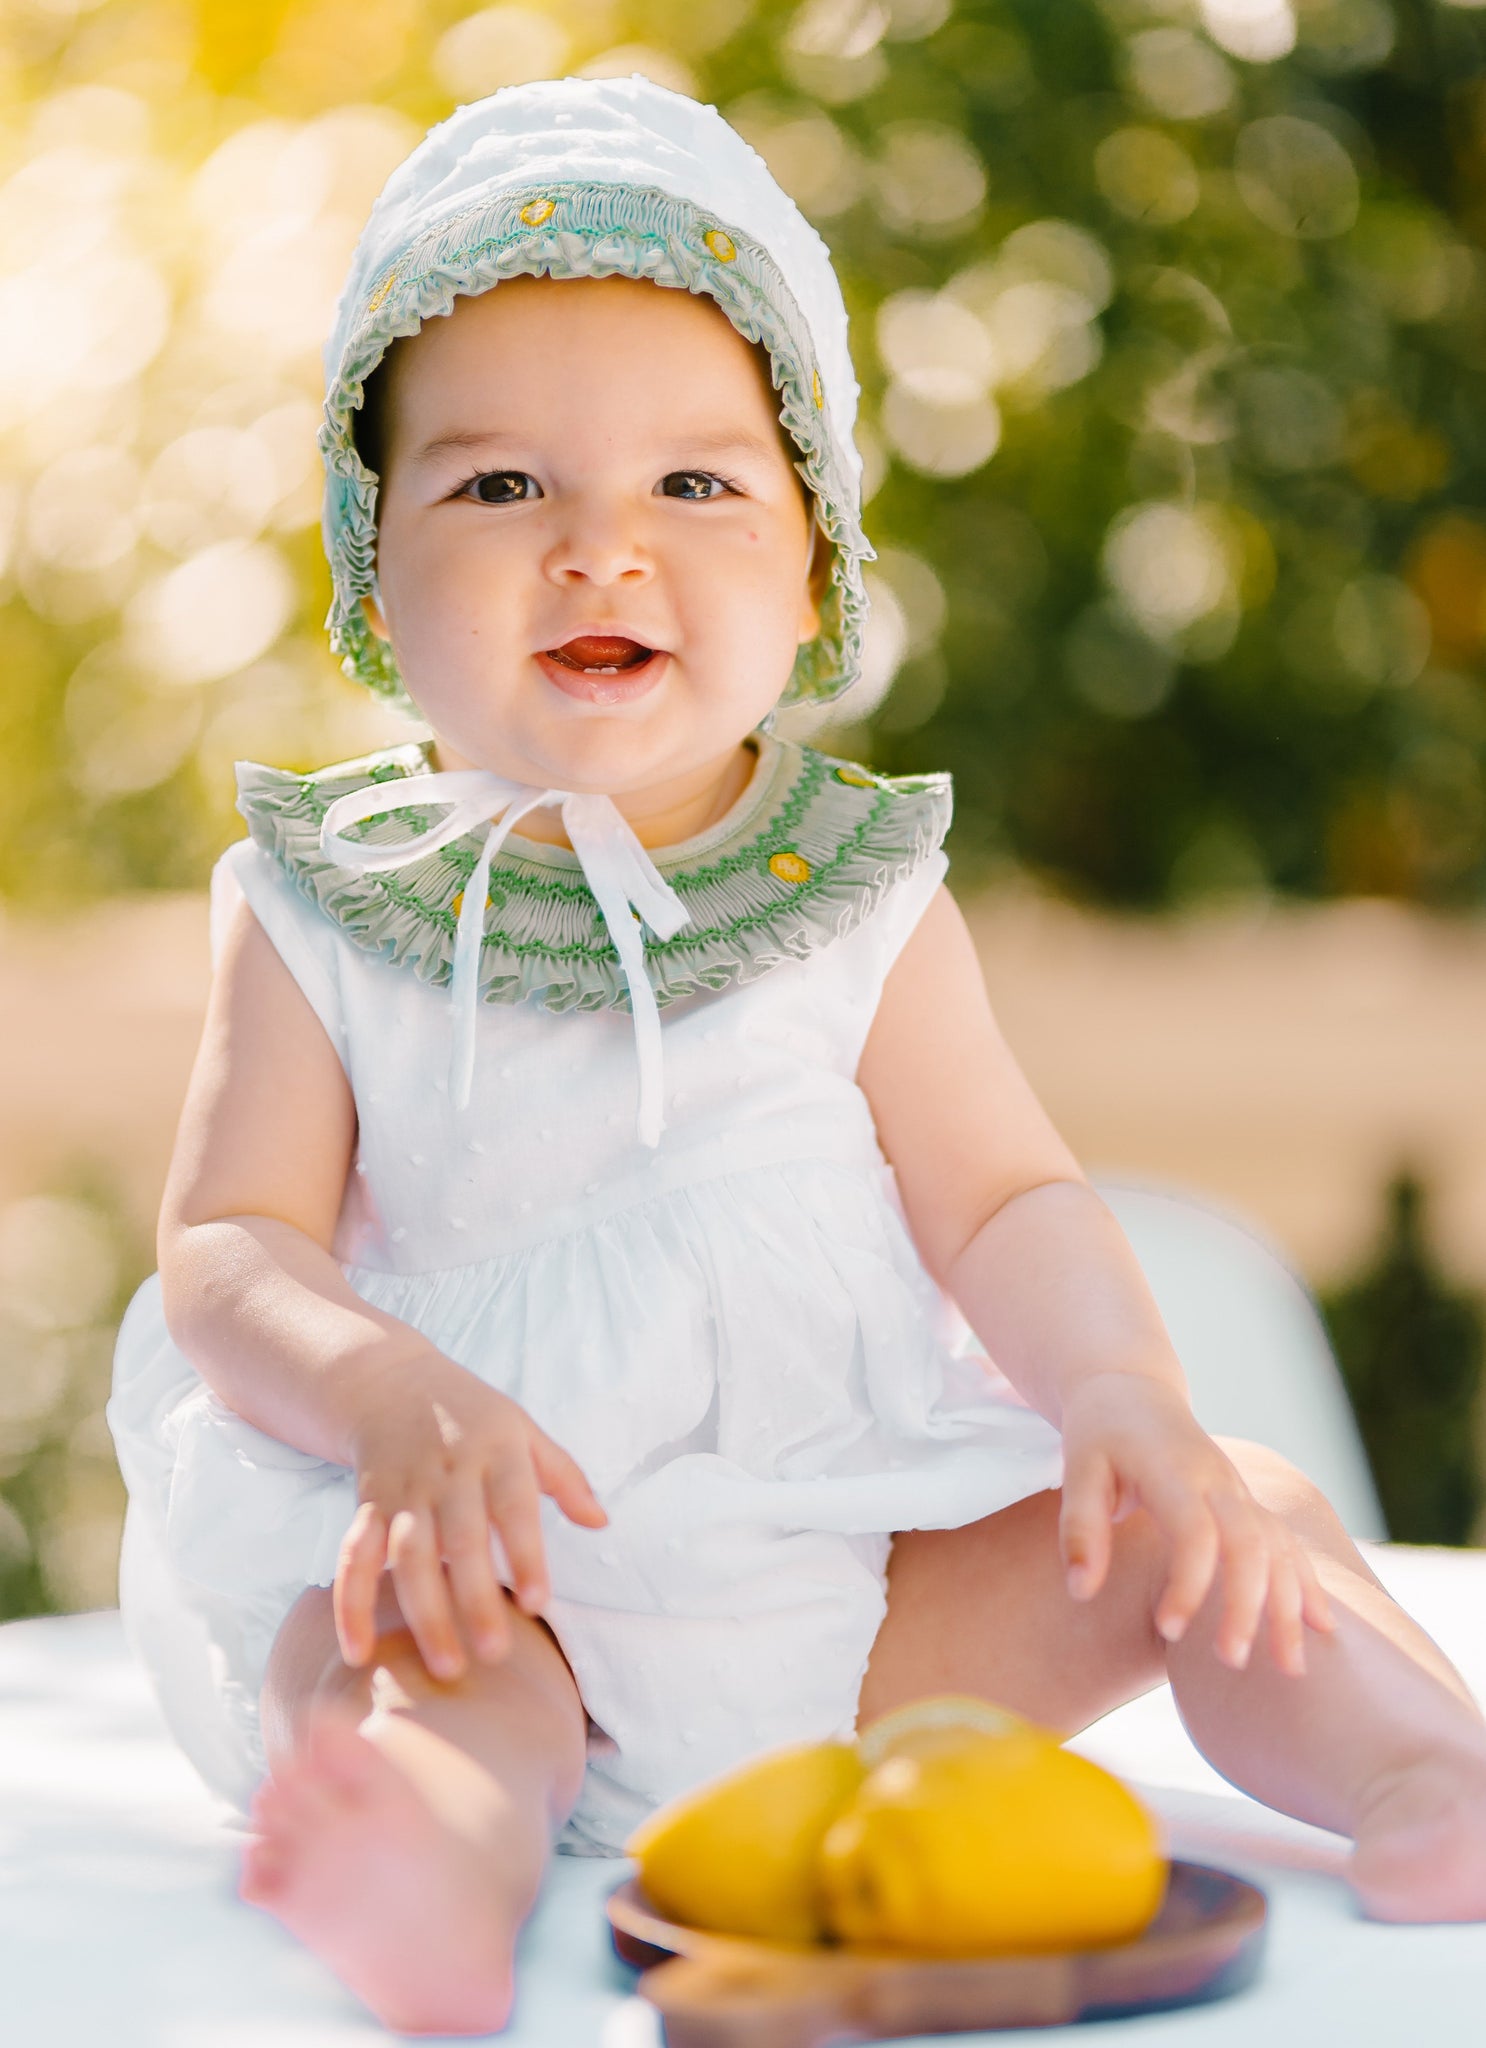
left=409, top=426, right=783, bottom=467
left=659, top=428, right=783, bottom=465
left=410, top=428, right=524, bottom=465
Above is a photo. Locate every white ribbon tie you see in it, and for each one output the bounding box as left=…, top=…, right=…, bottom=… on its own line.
left=318, top=769, right=691, bottom=1145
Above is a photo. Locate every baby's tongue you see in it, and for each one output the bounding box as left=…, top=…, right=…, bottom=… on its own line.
left=547, top=634, right=651, bottom=672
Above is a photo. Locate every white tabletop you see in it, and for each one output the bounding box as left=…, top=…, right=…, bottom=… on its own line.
left=4, top=1544, right=1483, bottom=2046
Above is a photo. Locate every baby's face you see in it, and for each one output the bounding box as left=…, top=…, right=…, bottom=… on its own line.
left=364, top=274, right=825, bottom=794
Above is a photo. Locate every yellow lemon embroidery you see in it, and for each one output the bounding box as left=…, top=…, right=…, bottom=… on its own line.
left=768, top=850, right=812, bottom=885
left=450, top=890, right=492, bottom=918
left=703, top=227, right=737, bottom=263
left=812, top=367, right=824, bottom=410
left=519, top=196, right=557, bottom=226
left=835, top=766, right=876, bottom=788
left=365, top=265, right=401, bottom=315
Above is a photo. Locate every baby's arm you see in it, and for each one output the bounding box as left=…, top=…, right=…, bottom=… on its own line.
left=157, top=894, right=605, bottom=1679
left=858, top=885, right=1334, bottom=1674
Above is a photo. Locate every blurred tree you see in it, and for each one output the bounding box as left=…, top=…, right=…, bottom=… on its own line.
left=1323, top=1171, right=1484, bottom=1546
left=3, top=0, right=1486, bottom=1611
left=3, top=0, right=1486, bottom=906
left=0, top=1171, right=147, bottom=1622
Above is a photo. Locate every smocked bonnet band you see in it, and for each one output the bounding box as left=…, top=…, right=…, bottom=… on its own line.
left=318, top=73, right=874, bottom=714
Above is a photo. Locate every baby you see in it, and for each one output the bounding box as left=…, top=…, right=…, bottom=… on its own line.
left=108, top=76, right=1486, bottom=2038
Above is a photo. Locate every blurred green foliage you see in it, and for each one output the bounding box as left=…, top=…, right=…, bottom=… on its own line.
left=2, top=0, right=1486, bottom=907
left=4, top=0, right=1486, bottom=1620
left=1324, top=1172, right=1485, bottom=1545
left=0, top=1171, right=147, bottom=1618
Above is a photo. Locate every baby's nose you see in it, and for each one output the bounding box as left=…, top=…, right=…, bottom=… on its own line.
left=544, top=511, right=654, bottom=586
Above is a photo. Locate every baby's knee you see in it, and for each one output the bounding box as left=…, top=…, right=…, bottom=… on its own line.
left=1216, top=1436, right=1349, bottom=1547
left=359, top=1600, right=584, bottom=1731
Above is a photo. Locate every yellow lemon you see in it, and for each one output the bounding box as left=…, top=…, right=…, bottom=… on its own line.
left=821, top=1696, right=1166, bottom=1956
left=857, top=1693, right=1035, bottom=1767
left=626, top=1740, right=865, bottom=1944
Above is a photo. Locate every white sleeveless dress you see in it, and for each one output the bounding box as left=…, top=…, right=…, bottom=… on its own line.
left=107, top=732, right=1064, bottom=1856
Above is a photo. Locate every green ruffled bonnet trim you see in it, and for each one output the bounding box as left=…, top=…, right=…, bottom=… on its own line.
left=321, top=182, right=873, bottom=714
left=234, top=736, right=951, bottom=1015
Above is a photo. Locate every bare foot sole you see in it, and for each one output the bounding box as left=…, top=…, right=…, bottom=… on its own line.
left=240, top=1708, right=520, bottom=2036
left=1348, top=1752, right=1486, bottom=1924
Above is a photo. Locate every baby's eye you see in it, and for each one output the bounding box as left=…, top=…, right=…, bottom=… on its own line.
left=659, top=470, right=736, bottom=501
left=459, top=471, right=541, bottom=504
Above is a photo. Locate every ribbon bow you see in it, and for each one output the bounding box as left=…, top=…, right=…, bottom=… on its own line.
left=318, top=769, right=691, bottom=1146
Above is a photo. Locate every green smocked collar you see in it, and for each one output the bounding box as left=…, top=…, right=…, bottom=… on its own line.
left=232, top=734, right=952, bottom=1015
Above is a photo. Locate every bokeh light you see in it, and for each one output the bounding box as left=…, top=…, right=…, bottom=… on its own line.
left=1200, top=0, right=1297, bottom=63
left=1234, top=116, right=1360, bottom=240
left=431, top=6, right=571, bottom=95
left=1123, top=29, right=1235, bottom=122
left=1095, top=127, right=1202, bottom=227
left=871, top=119, right=986, bottom=237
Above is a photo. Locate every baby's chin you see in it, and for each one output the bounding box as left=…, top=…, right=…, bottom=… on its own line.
left=424, top=681, right=777, bottom=795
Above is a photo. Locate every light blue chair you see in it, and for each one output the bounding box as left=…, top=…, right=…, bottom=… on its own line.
left=1096, top=1179, right=1386, bottom=1540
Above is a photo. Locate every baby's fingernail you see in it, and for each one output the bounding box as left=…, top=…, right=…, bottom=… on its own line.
left=1158, top=1613, right=1187, bottom=1643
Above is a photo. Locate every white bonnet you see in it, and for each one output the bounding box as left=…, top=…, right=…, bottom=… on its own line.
left=319, top=73, right=874, bottom=711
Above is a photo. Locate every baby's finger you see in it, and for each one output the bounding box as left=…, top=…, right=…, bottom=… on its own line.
left=1266, top=1550, right=1307, bottom=1677
left=1059, top=1450, right=1115, bottom=1601
left=1209, top=1496, right=1268, bottom=1669
left=1152, top=1497, right=1220, bottom=1645
left=529, top=1427, right=608, bottom=1530
left=334, top=1501, right=388, bottom=1666
left=486, top=1463, right=551, bottom=1616
left=437, top=1484, right=511, bottom=1665
left=386, top=1505, right=466, bottom=1681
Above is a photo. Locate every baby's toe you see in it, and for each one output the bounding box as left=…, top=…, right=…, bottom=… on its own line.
left=239, top=1834, right=289, bottom=1905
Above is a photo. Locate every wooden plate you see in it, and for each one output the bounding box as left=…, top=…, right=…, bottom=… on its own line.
left=607, top=1861, right=1266, bottom=2046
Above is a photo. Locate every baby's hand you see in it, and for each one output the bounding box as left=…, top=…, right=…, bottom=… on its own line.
left=334, top=1350, right=607, bottom=1680
left=1057, top=1373, right=1336, bottom=1676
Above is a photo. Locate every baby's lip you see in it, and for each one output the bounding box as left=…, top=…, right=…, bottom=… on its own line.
left=546, top=636, right=650, bottom=673
left=541, top=627, right=666, bottom=673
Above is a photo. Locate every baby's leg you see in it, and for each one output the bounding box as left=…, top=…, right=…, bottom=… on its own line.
left=241, top=1573, right=588, bottom=2036
left=864, top=1440, right=1486, bottom=1922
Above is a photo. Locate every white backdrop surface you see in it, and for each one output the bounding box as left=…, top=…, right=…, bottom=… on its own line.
left=3, top=1545, right=1484, bottom=2046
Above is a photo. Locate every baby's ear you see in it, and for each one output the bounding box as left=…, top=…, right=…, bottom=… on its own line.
left=361, top=591, right=391, bottom=642
left=798, top=517, right=831, bottom=642
left=809, top=519, right=833, bottom=606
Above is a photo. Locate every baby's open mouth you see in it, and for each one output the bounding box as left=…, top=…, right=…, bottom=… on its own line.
left=545, top=635, right=655, bottom=674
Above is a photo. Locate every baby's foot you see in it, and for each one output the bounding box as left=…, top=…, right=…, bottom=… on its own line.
left=1348, top=1747, right=1486, bottom=1923
left=240, top=1708, right=519, bottom=2036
